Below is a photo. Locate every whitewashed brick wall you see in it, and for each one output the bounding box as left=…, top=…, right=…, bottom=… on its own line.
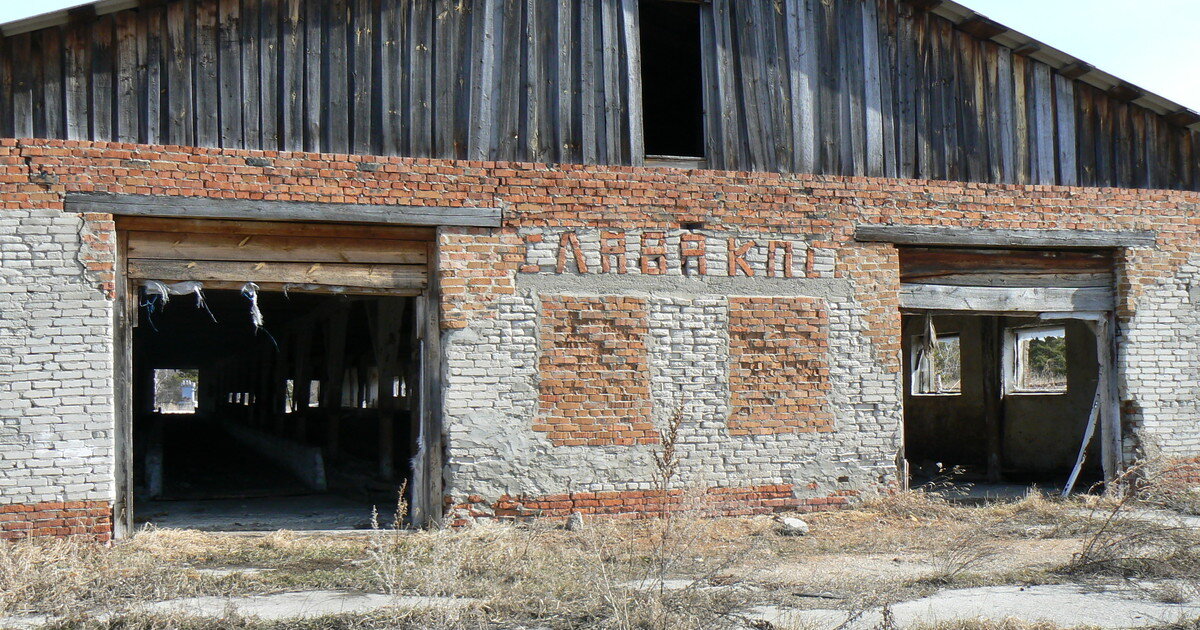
left=0, top=208, right=114, bottom=506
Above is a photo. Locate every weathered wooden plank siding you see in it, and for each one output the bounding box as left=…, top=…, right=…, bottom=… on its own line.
left=2, top=0, right=1197, bottom=190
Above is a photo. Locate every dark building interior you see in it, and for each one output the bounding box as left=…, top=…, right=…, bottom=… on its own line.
left=132, top=288, right=421, bottom=530
left=902, top=313, right=1103, bottom=496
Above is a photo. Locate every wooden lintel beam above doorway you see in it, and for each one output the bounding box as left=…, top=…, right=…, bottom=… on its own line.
left=855, top=225, right=1157, bottom=249
left=66, top=193, right=503, bottom=228
left=900, top=283, right=1114, bottom=313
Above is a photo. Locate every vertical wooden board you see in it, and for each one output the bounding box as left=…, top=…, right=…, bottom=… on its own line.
left=165, top=0, right=195, bottom=146
left=831, top=0, right=853, bottom=175
left=1094, top=92, right=1113, bottom=186
left=115, top=12, right=140, bottom=143
left=982, top=41, right=1002, bottom=183
left=303, top=0, right=323, bottom=152
left=195, top=0, right=220, bottom=147
left=735, top=2, right=767, bottom=170
left=1144, top=113, right=1160, bottom=189
left=1129, top=105, right=1147, bottom=188
left=1011, top=53, right=1029, bottom=185
left=698, top=1, right=722, bottom=167
left=1075, top=86, right=1096, bottom=187
left=519, top=0, right=538, bottom=161
left=620, top=0, right=643, bottom=165
left=815, top=0, right=840, bottom=174
left=877, top=0, right=898, bottom=179
left=281, top=0, right=303, bottom=151
left=241, top=0, right=262, bottom=148
left=939, top=24, right=960, bottom=182
left=860, top=0, right=883, bottom=177
left=259, top=0, right=281, bottom=150
left=715, top=0, right=745, bottom=168
left=1190, top=130, right=1200, bottom=192
left=10, top=33, right=35, bottom=138
left=968, top=38, right=989, bottom=183
left=92, top=16, right=116, bottom=142
left=379, top=0, right=403, bottom=155
left=599, top=0, right=623, bottom=163
left=913, top=12, right=932, bottom=179
left=39, top=28, right=65, bottom=139
left=553, top=0, right=578, bottom=163
left=433, top=0, right=468, bottom=159
left=996, top=47, right=1015, bottom=183
left=408, top=0, right=434, bottom=157
left=927, top=18, right=947, bottom=180
left=65, top=22, right=92, bottom=141
left=761, top=1, right=791, bottom=171
left=577, top=0, right=598, bottom=163
left=0, top=39, right=12, bottom=139
left=895, top=1, right=917, bottom=179
left=138, top=7, right=165, bottom=144
left=1164, top=121, right=1182, bottom=189
left=351, top=0, right=375, bottom=154
left=844, top=0, right=866, bottom=176
left=327, top=0, right=351, bottom=154
left=218, top=0, right=244, bottom=149
left=536, top=0, right=558, bottom=163
left=1054, top=74, right=1077, bottom=186
left=1113, top=100, right=1132, bottom=189
left=493, top=0, right=525, bottom=161
left=784, top=0, right=817, bottom=173
left=1032, top=62, right=1055, bottom=184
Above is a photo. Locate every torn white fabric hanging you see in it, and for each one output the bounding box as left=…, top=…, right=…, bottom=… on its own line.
left=240, top=282, right=265, bottom=329
left=142, top=280, right=216, bottom=322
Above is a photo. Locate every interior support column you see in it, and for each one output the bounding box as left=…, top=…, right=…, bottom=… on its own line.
left=981, top=317, right=1005, bottom=483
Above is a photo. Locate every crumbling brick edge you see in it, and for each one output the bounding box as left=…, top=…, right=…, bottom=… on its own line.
left=447, top=484, right=863, bottom=526
left=0, top=500, right=112, bottom=542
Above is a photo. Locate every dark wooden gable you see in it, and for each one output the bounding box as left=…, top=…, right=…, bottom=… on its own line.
left=1, top=0, right=1197, bottom=191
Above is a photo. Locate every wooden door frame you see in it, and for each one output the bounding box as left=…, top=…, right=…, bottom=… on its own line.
left=111, top=219, right=448, bottom=538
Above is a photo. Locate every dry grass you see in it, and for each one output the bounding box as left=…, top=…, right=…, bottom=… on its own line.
left=2, top=477, right=1198, bottom=629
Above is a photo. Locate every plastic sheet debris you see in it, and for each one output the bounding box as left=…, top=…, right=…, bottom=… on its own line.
left=241, top=282, right=278, bottom=349
left=142, top=280, right=216, bottom=322
left=240, top=282, right=265, bottom=329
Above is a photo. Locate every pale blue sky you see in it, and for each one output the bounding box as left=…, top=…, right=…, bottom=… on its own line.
left=3, top=0, right=1198, bottom=110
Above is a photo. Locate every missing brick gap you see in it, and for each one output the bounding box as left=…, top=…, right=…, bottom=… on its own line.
left=680, top=221, right=705, bottom=231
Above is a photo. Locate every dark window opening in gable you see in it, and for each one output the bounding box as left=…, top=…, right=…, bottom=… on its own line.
left=639, top=0, right=705, bottom=159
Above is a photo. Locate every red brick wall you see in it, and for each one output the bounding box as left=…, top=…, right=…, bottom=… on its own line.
left=0, top=501, right=112, bottom=542
left=438, top=227, right=522, bottom=330
left=452, top=485, right=858, bottom=522
left=536, top=296, right=656, bottom=446
left=728, top=297, right=833, bottom=435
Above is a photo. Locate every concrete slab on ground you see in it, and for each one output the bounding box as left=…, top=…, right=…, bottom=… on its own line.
left=752, top=584, right=1200, bottom=629
left=140, top=590, right=478, bottom=621
left=136, top=494, right=382, bottom=531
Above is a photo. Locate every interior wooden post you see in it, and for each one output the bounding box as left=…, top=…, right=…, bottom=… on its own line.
left=322, top=307, right=349, bottom=459
left=981, top=316, right=1005, bottom=483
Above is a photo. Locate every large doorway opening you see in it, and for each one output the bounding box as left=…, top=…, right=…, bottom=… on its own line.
left=896, top=244, right=1119, bottom=499
left=133, top=290, right=421, bottom=531
left=902, top=313, right=1104, bottom=495
left=117, top=216, right=438, bottom=533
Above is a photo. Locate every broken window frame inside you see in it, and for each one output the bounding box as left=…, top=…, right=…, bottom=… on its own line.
left=1006, top=325, right=1070, bottom=395
left=911, top=332, right=962, bottom=396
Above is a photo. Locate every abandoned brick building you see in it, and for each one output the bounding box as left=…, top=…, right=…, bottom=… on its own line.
left=2, top=0, right=1200, bottom=541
